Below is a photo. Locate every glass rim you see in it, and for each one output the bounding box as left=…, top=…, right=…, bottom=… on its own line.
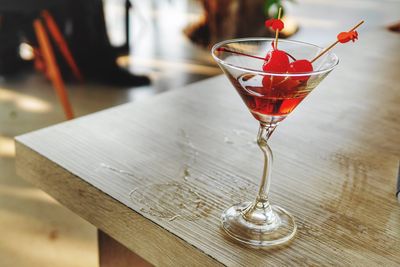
left=211, top=37, right=339, bottom=77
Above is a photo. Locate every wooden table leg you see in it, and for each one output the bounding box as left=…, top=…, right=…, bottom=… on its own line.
left=98, top=230, right=152, bottom=267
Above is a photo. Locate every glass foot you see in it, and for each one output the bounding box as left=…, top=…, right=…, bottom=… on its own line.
left=221, top=202, right=297, bottom=247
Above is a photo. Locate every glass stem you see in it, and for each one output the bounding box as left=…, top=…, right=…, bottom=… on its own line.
left=256, top=122, right=277, bottom=200
left=243, top=122, right=278, bottom=224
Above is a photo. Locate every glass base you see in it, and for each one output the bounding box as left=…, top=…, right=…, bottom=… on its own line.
left=221, top=202, right=297, bottom=247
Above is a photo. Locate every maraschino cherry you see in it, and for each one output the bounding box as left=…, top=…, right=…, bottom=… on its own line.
left=265, top=18, right=284, bottom=32
left=262, top=48, right=290, bottom=88
left=263, top=8, right=288, bottom=73
left=311, top=20, right=364, bottom=63
left=262, top=48, right=290, bottom=73
left=276, top=59, right=313, bottom=91
left=262, top=8, right=289, bottom=88
left=288, top=59, right=313, bottom=81
left=337, top=31, right=358, bottom=43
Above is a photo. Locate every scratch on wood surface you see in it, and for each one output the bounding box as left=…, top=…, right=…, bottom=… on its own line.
left=168, top=215, right=181, bottom=221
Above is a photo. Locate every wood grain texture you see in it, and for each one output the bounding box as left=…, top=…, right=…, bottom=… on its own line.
left=15, top=26, right=400, bottom=266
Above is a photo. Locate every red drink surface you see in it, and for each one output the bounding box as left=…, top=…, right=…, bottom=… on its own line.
left=228, top=73, right=311, bottom=122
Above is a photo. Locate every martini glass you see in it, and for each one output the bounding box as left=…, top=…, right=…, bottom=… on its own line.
left=212, top=38, right=338, bottom=247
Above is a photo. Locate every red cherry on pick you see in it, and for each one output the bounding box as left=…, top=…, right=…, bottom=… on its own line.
left=263, top=50, right=290, bottom=73
left=288, top=59, right=313, bottom=81
left=337, top=30, right=358, bottom=43
left=262, top=50, right=290, bottom=89
left=265, top=19, right=285, bottom=31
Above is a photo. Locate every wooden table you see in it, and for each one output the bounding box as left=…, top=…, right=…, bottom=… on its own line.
left=16, top=27, right=400, bottom=265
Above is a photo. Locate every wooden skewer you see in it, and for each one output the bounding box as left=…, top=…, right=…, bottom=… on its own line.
left=274, top=7, right=283, bottom=49
left=311, top=20, right=364, bottom=63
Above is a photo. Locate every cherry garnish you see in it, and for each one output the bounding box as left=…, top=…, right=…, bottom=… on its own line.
left=337, top=30, right=358, bottom=43
left=262, top=50, right=290, bottom=88
left=311, top=20, right=364, bottom=63
left=265, top=18, right=284, bottom=31
left=262, top=58, right=313, bottom=91
left=288, top=59, right=313, bottom=81
left=263, top=50, right=290, bottom=73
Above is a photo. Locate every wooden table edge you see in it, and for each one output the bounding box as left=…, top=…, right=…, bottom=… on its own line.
left=14, top=139, right=223, bottom=267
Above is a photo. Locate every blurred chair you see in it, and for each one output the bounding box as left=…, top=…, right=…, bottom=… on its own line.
left=0, top=1, right=80, bottom=120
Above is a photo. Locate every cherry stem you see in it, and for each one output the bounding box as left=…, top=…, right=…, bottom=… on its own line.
left=274, top=7, right=283, bottom=49
left=216, top=47, right=266, bottom=61
left=311, top=20, right=364, bottom=63
left=217, top=47, right=297, bottom=62
left=285, top=52, right=297, bottom=61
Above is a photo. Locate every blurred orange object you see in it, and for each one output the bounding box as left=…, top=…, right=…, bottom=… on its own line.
left=41, top=10, right=83, bottom=82
left=33, top=16, right=74, bottom=120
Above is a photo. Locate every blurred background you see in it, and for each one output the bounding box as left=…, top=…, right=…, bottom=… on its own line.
left=0, top=0, right=399, bottom=266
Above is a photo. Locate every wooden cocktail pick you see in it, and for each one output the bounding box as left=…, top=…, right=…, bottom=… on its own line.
left=265, top=7, right=284, bottom=49
left=311, top=20, right=364, bottom=63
